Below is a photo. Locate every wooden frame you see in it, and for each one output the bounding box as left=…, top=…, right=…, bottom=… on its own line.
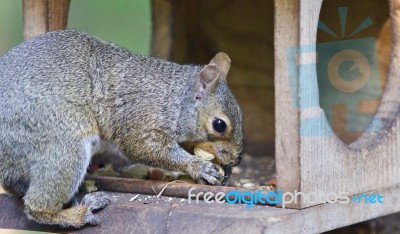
left=275, top=0, right=400, bottom=208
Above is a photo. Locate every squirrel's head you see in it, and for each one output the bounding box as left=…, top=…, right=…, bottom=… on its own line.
left=183, top=52, right=244, bottom=182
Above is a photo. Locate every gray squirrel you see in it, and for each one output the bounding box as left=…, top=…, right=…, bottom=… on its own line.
left=0, top=30, right=243, bottom=228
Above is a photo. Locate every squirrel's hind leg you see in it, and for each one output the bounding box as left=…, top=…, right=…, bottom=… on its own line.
left=25, top=191, right=110, bottom=228
left=23, top=134, right=110, bottom=228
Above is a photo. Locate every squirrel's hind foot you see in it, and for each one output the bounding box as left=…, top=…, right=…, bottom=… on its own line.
left=24, top=191, right=111, bottom=228
left=81, top=191, right=111, bottom=212
left=80, top=191, right=111, bottom=226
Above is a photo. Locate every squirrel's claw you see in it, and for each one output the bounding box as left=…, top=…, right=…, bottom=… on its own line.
left=195, top=161, right=224, bottom=185
left=199, top=173, right=220, bottom=185
left=221, top=165, right=232, bottom=186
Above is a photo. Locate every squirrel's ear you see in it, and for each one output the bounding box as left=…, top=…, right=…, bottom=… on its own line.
left=210, top=52, right=231, bottom=80
left=195, top=64, right=221, bottom=101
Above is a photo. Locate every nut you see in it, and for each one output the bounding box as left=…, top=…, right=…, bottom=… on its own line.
left=215, top=164, right=224, bottom=175
left=194, top=147, right=215, bottom=161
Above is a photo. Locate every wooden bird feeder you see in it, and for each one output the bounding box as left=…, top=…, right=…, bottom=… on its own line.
left=1, top=0, right=400, bottom=233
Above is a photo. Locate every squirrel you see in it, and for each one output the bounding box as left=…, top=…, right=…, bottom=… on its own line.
left=0, top=30, right=243, bottom=228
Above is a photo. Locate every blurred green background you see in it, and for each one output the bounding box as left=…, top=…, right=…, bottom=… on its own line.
left=0, top=0, right=151, bottom=55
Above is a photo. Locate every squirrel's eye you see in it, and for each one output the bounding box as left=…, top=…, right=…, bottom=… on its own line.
left=213, top=118, right=227, bottom=133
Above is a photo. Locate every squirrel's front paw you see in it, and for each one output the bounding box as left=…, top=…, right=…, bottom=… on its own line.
left=188, top=160, right=224, bottom=185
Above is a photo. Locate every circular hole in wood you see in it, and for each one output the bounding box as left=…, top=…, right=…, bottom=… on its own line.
left=317, top=0, right=391, bottom=144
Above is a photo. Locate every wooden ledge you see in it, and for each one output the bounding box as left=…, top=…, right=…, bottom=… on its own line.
left=1, top=184, right=400, bottom=233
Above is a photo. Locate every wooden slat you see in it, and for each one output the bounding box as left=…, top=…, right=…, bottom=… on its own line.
left=274, top=0, right=302, bottom=206
left=150, top=0, right=174, bottom=59
left=23, top=0, right=47, bottom=40
left=23, top=0, right=70, bottom=40
left=47, top=0, right=70, bottom=32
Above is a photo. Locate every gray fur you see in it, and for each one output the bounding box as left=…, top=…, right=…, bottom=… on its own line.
left=0, top=30, right=243, bottom=227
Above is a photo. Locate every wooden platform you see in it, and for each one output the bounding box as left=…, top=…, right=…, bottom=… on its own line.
left=0, top=185, right=399, bottom=234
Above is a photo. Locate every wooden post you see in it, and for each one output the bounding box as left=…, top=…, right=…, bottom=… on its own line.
left=150, top=0, right=174, bottom=59
left=23, top=0, right=70, bottom=40
left=274, top=0, right=301, bottom=207
left=275, top=0, right=400, bottom=208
